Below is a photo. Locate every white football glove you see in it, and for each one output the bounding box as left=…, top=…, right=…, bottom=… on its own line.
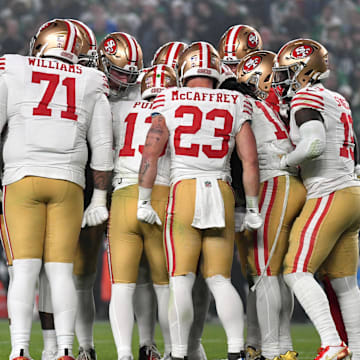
left=82, top=189, right=109, bottom=228
left=258, top=152, right=288, bottom=170
left=244, top=208, right=263, bottom=231
left=137, top=200, right=162, bottom=225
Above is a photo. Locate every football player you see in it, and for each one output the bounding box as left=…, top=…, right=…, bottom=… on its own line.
left=35, top=18, right=104, bottom=360
left=1, top=18, right=113, bottom=360
left=264, top=38, right=360, bottom=360
left=151, top=40, right=210, bottom=360
left=137, top=41, right=262, bottom=360
left=97, top=32, right=162, bottom=360
left=106, top=64, right=176, bottom=360
left=236, top=50, right=306, bottom=360
left=218, top=24, right=263, bottom=357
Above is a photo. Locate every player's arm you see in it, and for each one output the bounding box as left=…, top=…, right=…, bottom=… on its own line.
left=235, top=121, right=262, bottom=230
left=83, top=93, right=114, bottom=228
left=137, top=113, right=169, bottom=225
left=279, top=108, right=326, bottom=168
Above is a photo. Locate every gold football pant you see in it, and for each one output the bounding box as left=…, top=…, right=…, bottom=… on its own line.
left=0, top=214, right=12, bottom=266
left=284, top=186, right=360, bottom=278
left=3, top=176, right=83, bottom=263
left=165, top=179, right=235, bottom=278
left=108, top=184, right=169, bottom=285
left=244, top=175, right=306, bottom=276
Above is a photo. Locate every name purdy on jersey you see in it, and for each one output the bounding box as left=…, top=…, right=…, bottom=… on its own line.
left=152, top=87, right=252, bottom=184
left=289, top=83, right=360, bottom=198
left=0, top=54, right=113, bottom=188
left=111, top=90, right=170, bottom=191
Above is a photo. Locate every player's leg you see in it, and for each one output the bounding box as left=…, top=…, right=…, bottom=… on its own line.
left=321, top=222, right=360, bottom=360
left=0, top=214, right=16, bottom=351
left=109, top=185, right=151, bottom=360
left=188, top=272, right=210, bottom=360
left=248, top=176, right=305, bottom=359
left=143, top=185, right=171, bottom=359
left=202, top=181, right=245, bottom=360
left=73, top=223, right=105, bottom=360
left=283, top=188, right=360, bottom=358
left=44, top=179, right=83, bottom=359
left=135, top=256, right=158, bottom=360
left=38, top=266, right=57, bottom=360
left=4, top=178, right=46, bottom=360
left=235, top=218, right=261, bottom=357
left=165, top=180, right=203, bottom=359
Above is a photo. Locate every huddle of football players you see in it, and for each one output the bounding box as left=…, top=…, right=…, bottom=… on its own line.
left=0, top=14, right=359, bottom=360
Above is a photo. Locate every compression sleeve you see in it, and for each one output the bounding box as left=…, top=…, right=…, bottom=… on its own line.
left=281, top=120, right=326, bottom=168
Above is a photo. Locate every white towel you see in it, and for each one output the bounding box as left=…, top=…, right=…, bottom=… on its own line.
left=191, top=177, right=226, bottom=229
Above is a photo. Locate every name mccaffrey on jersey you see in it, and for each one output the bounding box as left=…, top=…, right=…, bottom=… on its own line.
left=28, top=57, right=83, bottom=74
left=171, top=89, right=239, bottom=104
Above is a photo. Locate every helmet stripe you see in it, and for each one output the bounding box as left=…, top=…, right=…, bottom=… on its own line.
left=206, top=43, right=212, bottom=68
left=64, top=20, right=78, bottom=53
left=199, top=42, right=204, bottom=68
left=120, top=32, right=138, bottom=65
left=172, top=43, right=183, bottom=67
left=165, top=42, right=175, bottom=67
left=160, top=65, right=165, bottom=87
left=71, top=19, right=97, bottom=49
left=152, top=65, right=157, bottom=87
left=225, top=25, right=242, bottom=54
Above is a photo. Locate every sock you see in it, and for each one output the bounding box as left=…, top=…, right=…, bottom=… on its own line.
left=331, top=276, right=360, bottom=360
left=134, top=282, right=156, bottom=347
left=73, top=273, right=97, bottom=350
left=110, top=282, right=136, bottom=358
left=188, top=274, right=210, bottom=358
left=206, top=275, right=244, bottom=353
left=153, top=283, right=171, bottom=355
left=255, top=276, right=281, bottom=358
left=8, top=265, right=14, bottom=349
left=245, top=290, right=261, bottom=350
left=8, top=259, right=42, bottom=357
left=39, top=266, right=57, bottom=354
left=44, top=262, right=77, bottom=356
left=279, top=275, right=293, bottom=353
left=169, top=273, right=196, bottom=358
left=284, top=272, right=340, bottom=347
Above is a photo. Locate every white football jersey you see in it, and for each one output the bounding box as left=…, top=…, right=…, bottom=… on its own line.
left=250, top=97, right=297, bottom=183
left=0, top=54, right=113, bottom=188
left=111, top=97, right=170, bottom=190
left=152, top=87, right=252, bottom=184
left=289, top=83, right=360, bottom=198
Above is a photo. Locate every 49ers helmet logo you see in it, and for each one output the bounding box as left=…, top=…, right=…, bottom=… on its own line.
left=247, top=32, right=259, bottom=49
left=291, top=45, right=314, bottom=59
left=104, top=38, right=117, bottom=55
left=243, top=55, right=261, bottom=73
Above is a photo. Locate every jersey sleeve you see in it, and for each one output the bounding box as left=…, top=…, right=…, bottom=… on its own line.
left=87, top=93, right=114, bottom=171
left=0, top=56, right=6, bottom=76
left=290, top=89, right=325, bottom=113
left=235, top=95, right=253, bottom=134
left=0, top=76, right=8, bottom=135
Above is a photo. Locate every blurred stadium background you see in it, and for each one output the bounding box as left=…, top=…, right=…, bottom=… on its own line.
left=0, top=0, right=360, bottom=330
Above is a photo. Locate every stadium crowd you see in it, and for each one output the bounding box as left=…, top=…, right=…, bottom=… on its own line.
left=0, top=0, right=360, bottom=133
left=0, top=1, right=360, bottom=360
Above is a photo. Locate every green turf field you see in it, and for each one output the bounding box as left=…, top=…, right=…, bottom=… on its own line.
left=0, top=320, right=320, bottom=360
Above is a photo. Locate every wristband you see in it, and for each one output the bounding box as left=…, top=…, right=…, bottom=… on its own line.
left=245, top=195, right=259, bottom=210
left=138, top=186, right=152, bottom=202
